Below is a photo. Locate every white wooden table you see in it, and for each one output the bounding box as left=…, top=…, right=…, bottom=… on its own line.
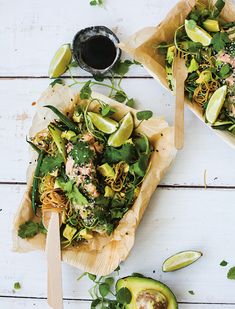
left=1, top=0, right=235, bottom=308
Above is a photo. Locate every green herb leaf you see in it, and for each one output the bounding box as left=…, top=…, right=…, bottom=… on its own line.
left=91, top=299, right=101, bottom=308
left=101, top=104, right=116, bottom=117
left=80, top=81, right=92, bottom=99
left=211, top=32, right=230, bottom=53
left=18, top=221, right=41, bottom=239
left=50, top=78, right=64, bottom=87
left=112, top=60, right=134, bottom=76
left=220, top=260, right=228, bottom=267
left=187, top=19, right=197, bottom=30
left=99, top=283, right=110, bottom=297
left=105, top=277, right=114, bottom=286
left=126, top=98, right=135, bottom=108
left=227, top=267, right=235, bottom=279
left=69, top=60, right=79, bottom=68
left=113, top=90, right=127, bottom=103
left=130, top=153, right=149, bottom=177
left=70, top=141, right=96, bottom=165
left=103, top=144, right=137, bottom=164
left=88, top=273, right=97, bottom=281
left=219, top=64, right=232, bottom=78
left=40, top=154, right=64, bottom=175
left=14, top=282, right=21, bottom=290
left=93, top=75, right=104, bottom=82
left=188, top=290, right=195, bottom=295
left=116, top=287, right=132, bottom=304
left=57, top=179, right=88, bottom=206
left=136, top=110, right=153, bottom=121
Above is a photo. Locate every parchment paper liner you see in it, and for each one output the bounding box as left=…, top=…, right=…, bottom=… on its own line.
left=13, top=84, right=176, bottom=275
left=119, top=0, right=235, bottom=149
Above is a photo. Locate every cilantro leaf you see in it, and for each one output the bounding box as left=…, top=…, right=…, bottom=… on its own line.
left=211, top=32, right=230, bottom=53
left=57, top=179, right=88, bottom=205
left=40, top=154, right=64, bottom=175
left=219, top=64, right=232, bottom=78
left=220, top=260, right=228, bottom=266
left=99, top=283, right=110, bottom=297
left=70, top=141, right=95, bottom=165
left=18, top=221, right=45, bottom=239
left=227, top=267, right=235, bottom=279
left=130, top=153, right=149, bottom=177
left=80, top=81, right=92, bottom=99
left=188, top=290, right=195, bottom=295
left=136, top=110, right=153, bottom=121
left=103, top=144, right=137, bottom=164
left=50, top=78, right=64, bottom=87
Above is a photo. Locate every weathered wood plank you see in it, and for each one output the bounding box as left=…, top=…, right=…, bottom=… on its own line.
left=0, top=0, right=180, bottom=76
left=1, top=78, right=235, bottom=185
left=1, top=184, right=235, bottom=303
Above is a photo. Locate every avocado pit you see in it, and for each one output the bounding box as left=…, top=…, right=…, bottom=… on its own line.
left=136, top=289, right=168, bottom=309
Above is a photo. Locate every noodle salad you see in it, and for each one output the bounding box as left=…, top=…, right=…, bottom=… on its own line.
left=157, top=0, right=235, bottom=135
left=18, top=97, right=152, bottom=248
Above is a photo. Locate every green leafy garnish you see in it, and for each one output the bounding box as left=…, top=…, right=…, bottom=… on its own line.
left=100, top=104, right=116, bottom=117
left=40, top=154, right=64, bottom=175
left=14, top=282, right=21, bottom=290
left=227, top=267, right=235, bottom=279
left=188, top=290, right=195, bottom=295
left=130, top=153, right=149, bottom=177
left=211, top=32, right=230, bottom=53
left=50, top=78, right=64, bottom=87
left=80, top=81, right=92, bottom=99
left=70, top=141, right=95, bottom=165
left=116, top=287, right=132, bottom=305
left=90, top=0, right=103, bottom=6
left=126, top=98, right=135, bottom=107
left=136, top=110, right=153, bottom=121
left=220, top=260, right=228, bottom=267
left=103, top=144, right=137, bottom=164
left=112, top=59, right=135, bottom=76
left=219, top=64, right=232, bottom=78
left=18, top=221, right=46, bottom=239
left=113, top=90, right=127, bottom=103
left=56, top=179, right=88, bottom=206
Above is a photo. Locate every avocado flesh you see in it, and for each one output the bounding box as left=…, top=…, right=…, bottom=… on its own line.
left=116, top=276, right=178, bottom=309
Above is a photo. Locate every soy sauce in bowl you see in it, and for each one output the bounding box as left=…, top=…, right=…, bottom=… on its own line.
left=73, top=26, right=121, bottom=75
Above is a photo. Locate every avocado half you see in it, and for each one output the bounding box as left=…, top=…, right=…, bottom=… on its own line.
left=116, top=276, right=178, bottom=309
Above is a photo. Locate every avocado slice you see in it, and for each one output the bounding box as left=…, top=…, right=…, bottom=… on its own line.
left=116, top=276, right=178, bottom=309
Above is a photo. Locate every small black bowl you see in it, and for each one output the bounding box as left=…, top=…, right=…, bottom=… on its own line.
left=72, top=26, right=121, bottom=76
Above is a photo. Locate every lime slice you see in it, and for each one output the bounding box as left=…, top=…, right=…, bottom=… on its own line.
left=185, top=20, right=212, bottom=46
left=108, top=112, right=134, bottom=147
left=206, top=85, right=227, bottom=124
left=88, top=112, right=118, bottom=134
left=162, top=251, right=202, bottom=272
left=48, top=44, right=72, bottom=78
left=203, top=19, right=220, bottom=32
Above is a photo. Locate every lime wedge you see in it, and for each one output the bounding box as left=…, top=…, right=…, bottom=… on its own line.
left=108, top=112, right=134, bottom=147
left=185, top=20, right=212, bottom=46
left=48, top=44, right=72, bottom=78
left=88, top=112, right=118, bottom=134
left=162, top=251, right=202, bottom=272
left=206, top=85, right=227, bottom=124
left=203, top=19, right=220, bottom=32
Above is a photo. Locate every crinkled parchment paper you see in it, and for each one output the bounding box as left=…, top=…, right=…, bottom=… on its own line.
left=13, top=84, right=176, bottom=275
left=119, top=0, right=235, bottom=149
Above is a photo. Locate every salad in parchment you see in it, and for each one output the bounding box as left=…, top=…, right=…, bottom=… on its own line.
left=158, top=0, right=235, bottom=134
left=18, top=97, right=152, bottom=247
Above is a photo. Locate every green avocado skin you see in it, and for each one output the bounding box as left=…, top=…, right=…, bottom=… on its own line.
left=116, top=276, right=178, bottom=309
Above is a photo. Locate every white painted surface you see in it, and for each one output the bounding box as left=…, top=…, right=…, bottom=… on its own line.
left=1, top=0, right=235, bottom=307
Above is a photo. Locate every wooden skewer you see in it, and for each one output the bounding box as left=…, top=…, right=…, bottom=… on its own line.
left=44, top=211, right=63, bottom=309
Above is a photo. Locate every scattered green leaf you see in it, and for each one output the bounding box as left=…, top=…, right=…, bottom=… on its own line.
left=113, top=90, right=127, bottom=103
left=100, top=104, right=116, bottom=117
left=188, top=290, right=195, bottom=295
left=40, top=154, right=64, bottom=175
left=220, top=260, right=228, bottom=267
left=136, top=110, right=153, bottom=121
left=50, top=78, right=64, bottom=87
left=80, top=81, right=92, bottom=99
left=99, top=283, right=110, bottom=297
left=14, top=282, right=21, bottom=290
left=211, top=32, right=230, bottom=53
left=18, top=221, right=46, bottom=239
left=227, top=267, right=235, bottom=280
left=126, top=98, right=135, bottom=108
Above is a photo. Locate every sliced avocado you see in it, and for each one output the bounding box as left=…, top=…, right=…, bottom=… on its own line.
left=79, top=228, right=93, bottom=240
left=63, top=224, right=77, bottom=241
left=166, top=46, right=175, bottom=65
left=196, top=70, right=212, bottom=84
left=48, top=123, right=66, bottom=162
left=104, top=186, right=115, bottom=198
left=188, top=58, right=199, bottom=73
left=61, top=130, right=76, bottom=140
left=116, top=276, right=178, bottom=309
left=203, top=19, right=220, bottom=32
left=97, top=163, right=115, bottom=178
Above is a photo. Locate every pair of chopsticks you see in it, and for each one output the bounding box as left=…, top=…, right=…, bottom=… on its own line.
left=44, top=210, right=64, bottom=309
left=172, top=51, right=188, bottom=150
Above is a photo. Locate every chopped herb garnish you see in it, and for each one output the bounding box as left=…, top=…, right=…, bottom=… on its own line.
left=14, top=282, right=21, bottom=290
left=227, top=267, right=235, bottom=280
left=220, top=260, right=228, bottom=267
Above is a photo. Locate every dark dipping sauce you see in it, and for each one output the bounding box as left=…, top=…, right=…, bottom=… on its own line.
left=80, top=35, right=117, bottom=70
